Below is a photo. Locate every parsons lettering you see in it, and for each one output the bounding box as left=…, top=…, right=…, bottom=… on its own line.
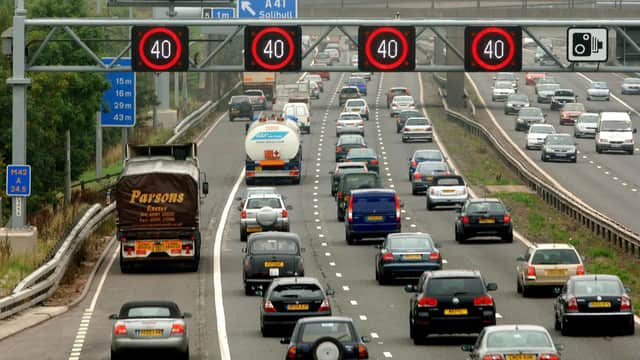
left=129, top=189, right=185, bottom=204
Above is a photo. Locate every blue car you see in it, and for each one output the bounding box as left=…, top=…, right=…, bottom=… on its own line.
left=346, top=77, right=367, bottom=96
left=344, top=189, right=402, bottom=244
left=281, top=316, right=370, bottom=359
left=408, top=149, right=445, bottom=180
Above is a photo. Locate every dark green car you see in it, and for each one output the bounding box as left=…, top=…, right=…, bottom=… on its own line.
left=228, top=95, right=254, bottom=121
left=335, top=172, right=382, bottom=221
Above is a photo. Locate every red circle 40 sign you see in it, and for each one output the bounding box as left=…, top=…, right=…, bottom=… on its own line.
left=464, top=26, right=522, bottom=72
left=358, top=26, right=415, bottom=72
left=132, top=26, right=189, bottom=72
left=245, top=26, right=301, bottom=72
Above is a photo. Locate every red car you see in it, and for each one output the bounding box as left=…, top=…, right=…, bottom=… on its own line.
left=559, top=102, right=586, bottom=125
left=525, top=72, right=546, bottom=85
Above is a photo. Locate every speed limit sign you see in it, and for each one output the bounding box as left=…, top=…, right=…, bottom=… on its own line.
left=244, top=26, right=301, bottom=71
left=132, top=26, right=189, bottom=72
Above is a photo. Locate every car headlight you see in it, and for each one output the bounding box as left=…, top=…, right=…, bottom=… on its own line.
left=506, top=103, right=513, bottom=107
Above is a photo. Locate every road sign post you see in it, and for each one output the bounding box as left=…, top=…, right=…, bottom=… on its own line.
left=101, top=58, right=136, bottom=127
left=567, top=28, right=608, bottom=62
left=238, top=0, right=298, bottom=18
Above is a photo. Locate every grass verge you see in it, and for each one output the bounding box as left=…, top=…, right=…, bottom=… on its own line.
left=425, top=74, right=640, bottom=314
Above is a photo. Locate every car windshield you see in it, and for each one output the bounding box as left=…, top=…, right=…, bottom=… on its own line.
left=509, top=95, right=528, bottom=102
left=425, top=277, right=485, bottom=296
left=231, top=96, right=249, bottom=103
left=416, top=162, right=449, bottom=173
left=125, top=306, right=172, bottom=318
left=467, top=202, right=505, bottom=214
left=251, top=238, right=298, bottom=254
left=414, top=150, right=443, bottom=162
left=546, top=136, right=573, bottom=145
left=339, top=113, right=361, bottom=120
left=301, top=322, right=354, bottom=343
left=344, top=174, right=380, bottom=189
left=591, top=82, right=608, bottom=89
left=555, top=90, right=574, bottom=97
left=388, top=235, right=433, bottom=250
left=246, top=198, right=281, bottom=209
left=495, top=81, right=513, bottom=89
left=573, top=279, right=622, bottom=296
left=316, top=53, right=329, bottom=59
left=531, top=249, right=580, bottom=265
left=347, top=149, right=375, bottom=158
left=406, top=118, right=428, bottom=126
left=486, top=330, right=552, bottom=349
left=601, top=120, right=632, bottom=131
left=562, top=103, right=584, bottom=111
left=271, top=284, right=323, bottom=298
left=347, top=100, right=366, bottom=107
left=624, top=78, right=640, bottom=84
left=519, top=108, right=542, bottom=117
left=338, top=135, right=364, bottom=145
left=531, top=126, right=555, bottom=134
left=285, top=106, right=308, bottom=116
left=348, top=78, right=365, bottom=84
left=434, top=177, right=464, bottom=186
left=341, top=88, right=358, bottom=94
left=578, top=114, right=599, bottom=123
left=539, top=84, right=560, bottom=91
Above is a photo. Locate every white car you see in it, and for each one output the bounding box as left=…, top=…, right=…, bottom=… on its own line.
left=282, top=102, right=312, bottom=134
left=351, top=72, right=372, bottom=81
left=390, top=95, right=416, bottom=117
left=335, top=112, right=365, bottom=136
left=587, top=81, right=610, bottom=101
left=306, top=74, right=323, bottom=92
left=325, top=48, right=340, bottom=63
left=526, top=124, right=556, bottom=150
left=401, top=117, right=433, bottom=143
left=621, top=77, right=640, bottom=95
left=426, top=175, right=468, bottom=210
left=343, top=98, right=370, bottom=120
left=574, top=112, right=599, bottom=138
left=492, top=81, right=516, bottom=102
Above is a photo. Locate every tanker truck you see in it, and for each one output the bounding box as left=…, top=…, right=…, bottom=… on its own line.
left=115, top=144, right=209, bottom=272
left=245, top=117, right=302, bottom=185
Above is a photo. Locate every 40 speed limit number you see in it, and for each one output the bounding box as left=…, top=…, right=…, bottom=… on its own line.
left=358, top=26, right=415, bottom=71
left=464, top=26, right=522, bottom=72
left=131, top=26, right=189, bottom=72
left=244, top=26, right=301, bottom=71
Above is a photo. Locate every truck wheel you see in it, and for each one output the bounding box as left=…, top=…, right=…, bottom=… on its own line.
left=229, top=115, right=234, bottom=122
left=119, top=251, right=132, bottom=274
left=292, top=177, right=301, bottom=185
left=426, top=198, right=434, bottom=210
left=337, top=208, right=344, bottom=222
left=246, top=177, right=255, bottom=186
left=240, top=230, right=248, bottom=242
left=346, top=230, right=354, bottom=245
left=244, top=283, right=253, bottom=296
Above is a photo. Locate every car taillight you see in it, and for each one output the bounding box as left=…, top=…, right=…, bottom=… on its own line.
left=371, top=159, right=379, bottom=165
left=337, top=191, right=342, bottom=199
left=482, top=355, right=504, bottom=360
left=241, top=210, right=247, bottom=219
left=337, top=146, right=343, bottom=152
left=473, top=295, right=494, bottom=306
left=347, top=196, right=354, bottom=222
left=426, top=126, right=432, bottom=131
left=462, top=215, right=470, bottom=224
left=171, top=323, right=185, bottom=335
left=259, top=96, right=265, bottom=101
left=319, top=299, right=331, bottom=312
left=539, top=354, right=560, bottom=360
left=298, top=258, right=304, bottom=274
left=114, top=323, right=127, bottom=335
left=527, top=266, right=536, bottom=277
left=287, top=346, right=297, bottom=359
left=417, top=296, right=438, bottom=308
left=357, top=344, right=368, bottom=359
left=120, top=234, right=126, bottom=242
left=282, top=209, right=288, bottom=218
left=621, top=295, right=632, bottom=311
left=382, top=252, right=394, bottom=262
left=575, top=264, right=585, bottom=275
left=404, top=127, right=411, bottom=132
left=567, top=296, right=578, bottom=311
left=410, top=160, right=417, bottom=167
left=395, top=194, right=401, bottom=221
left=503, top=214, right=511, bottom=223
left=413, top=172, right=422, bottom=180
left=264, top=300, right=277, bottom=313
left=358, top=121, right=364, bottom=126
left=429, top=252, right=440, bottom=260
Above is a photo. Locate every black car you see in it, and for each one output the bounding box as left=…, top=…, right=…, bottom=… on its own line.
left=229, top=95, right=254, bottom=121
left=259, top=277, right=334, bottom=336
left=410, top=161, right=450, bottom=195
left=242, top=232, right=305, bottom=295
left=405, top=270, right=498, bottom=344
left=454, top=198, right=513, bottom=243
left=280, top=316, right=370, bottom=359
left=550, top=89, right=577, bottom=110
left=335, top=134, right=366, bottom=162
left=330, top=163, right=368, bottom=196
left=554, top=274, right=635, bottom=336
left=338, top=86, right=361, bottom=107
left=375, top=232, right=442, bottom=285
left=335, top=172, right=383, bottom=221
left=396, top=109, right=422, bottom=133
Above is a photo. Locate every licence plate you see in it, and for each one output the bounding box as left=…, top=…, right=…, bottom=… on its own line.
left=139, top=329, right=163, bottom=337
left=589, top=301, right=612, bottom=308
left=544, top=269, right=567, bottom=276
left=287, top=303, right=310, bottom=311
left=247, top=226, right=262, bottom=233
left=556, top=153, right=567, bottom=157
left=612, top=144, right=622, bottom=148
left=403, top=254, right=422, bottom=260
left=444, top=308, right=468, bottom=316
left=506, top=355, right=535, bottom=360
left=367, top=215, right=383, bottom=221
left=264, top=261, right=284, bottom=268
left=135, top=241, right=153, bottom=251
left=255, top=166, right=262, bottom=171
left=153, top=244, right=164, bottom=252
left=442, top=189, right=456, bottom=193
left=479, top=218, right=495, bottom=224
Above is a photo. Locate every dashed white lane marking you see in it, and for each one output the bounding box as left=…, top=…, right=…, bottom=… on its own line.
left=389, top=184, right=395, bottom=188
left=622, top=183, right=628, bottom=186
left=314, top=211, right=320, bottom=215
left=321, top=242, right=327, bottom=247
left=604, top=171, right=610, bottom=175
left=633, top=189, right=638, bottom=192
left=597, top=165, right=602, bottom=169
left=350, top=300, right=359, bottom=305
left=401, top=209, right=406, bottom=213
left=343, top=285, right=350, bottom=291
left=410, top=224, right=417, bottom=228
left=613, top=176, right=619, bottom=180
left=442, top=259, right=448, bottom=264
left=315, top=219, right=321, bottom=223
left=371, top=332, right=379, bottom=338
left=319, top=234, right=325, bottom=238
left=336, top=273, right=343, bottom=278
left=329, top=262, right=336, bottom=266
left=383, top=352, right=393, bottom=358
left=496, top=313, right=503, bottom=319
left=405, top=217, right=411, bottom=220
left=313, top=192, right=318, bottom=196
left=316, top=225, right=322, bottom=230
left=325, top=252, right=331, bottom=256
left=360, top=315, right=368, bottom=320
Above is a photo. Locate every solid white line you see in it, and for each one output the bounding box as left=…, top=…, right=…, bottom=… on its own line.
left=343, top=286, right=350, bottom=291
left=89, top=245, right=119, bottom=311
left=370, top=332, right=379, bottom=338
left=214, top=169, right=245, bottom=360
left=360, top=315, right=368, bottom=320
left=383, top=352, right=393, bottom=358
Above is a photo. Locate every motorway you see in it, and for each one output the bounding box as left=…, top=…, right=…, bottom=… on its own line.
left=467, top=44, right=640, bottom=234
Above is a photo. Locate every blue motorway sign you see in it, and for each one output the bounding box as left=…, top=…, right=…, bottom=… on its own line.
left=6, top=165, right=31, bottom=197
left=101, top=57, right=136, bottom=127
left=238, top=0, right=297, bottom=18
left=203, top=7, right=235, bottom=19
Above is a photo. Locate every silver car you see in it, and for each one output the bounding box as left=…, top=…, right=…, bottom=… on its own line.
left=402, top=117, right=433, bottom=142
left=110, top=301, right=190, bottom=360
left=526, top=124, right=556, bottom=150
left=574, top=112, right=599, bottom=138
left=426, top=175, right=468, bottom=210
left=541, top=134, right=577, bottom=163
left=239, top=193, right=291, bottom=242
left=536, top=83, right=560, bottom=103
left=621, top=77, right=640, bottom=94
left=515, top=107, right=546, bottom=131
left=390, top=95, right=416, bottom=116
left=336, top=112, right=365, bottom=136
left=587, top=81, right=610, bottom=101
left=491, top=81, right=516, bottom=102
left=461, top=324, right=563, bottom=360
left=343, top=98, right=370, bottom=120
left=494, top=72, right=518, bottom=91
left=504, top=94, right=530, bottom=115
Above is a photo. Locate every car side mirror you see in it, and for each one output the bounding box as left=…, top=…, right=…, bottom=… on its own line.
left=555, top=343, right=565, bottom=351
left=108, top=314, right=118, bottom=320
left=404, top=284, right=417, bottom=293
left=516, top=256, right=525, bottom=261
left=202, top=182, right=209, bottom=195
left=486, top=282, right=498, bottom=291
left=183, top=312, right=192, bottom=319
left=625, top=287, right=632, bottom=293
left=461, top=344, right=473, bottom=352
left=326, top=288, right=335, bottom=296
left=280, top=337, right=291, bottom=344
left=286, top=205, right=293, bottom=210
left=361, top=336, right=371, bottom=343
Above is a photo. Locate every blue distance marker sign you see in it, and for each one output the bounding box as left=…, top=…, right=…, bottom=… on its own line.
left=202, top=7, right=235, bottom=19
left=238, top=0, right=297, bottom=18
left=6, top=165, right=31, bottom=197
left=101, top=57, right=136, bottom=127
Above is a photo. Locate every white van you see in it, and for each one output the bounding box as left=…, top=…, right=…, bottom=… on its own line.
left=282, top=102, right=312, bottom=134
left=596, top=112, right=637, bottom=154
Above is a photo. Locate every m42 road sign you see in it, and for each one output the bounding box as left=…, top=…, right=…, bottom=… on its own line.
left=238, top=0, right=297, bottom=19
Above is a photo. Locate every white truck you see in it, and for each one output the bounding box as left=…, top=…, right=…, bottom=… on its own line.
left=243, top=72, right=276, bottom=103
left=245, top=118, right=302, bottom=185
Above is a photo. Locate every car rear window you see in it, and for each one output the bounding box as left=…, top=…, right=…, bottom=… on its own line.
left=271, top=284, right=323, bottom=298
left=338, top=135, right=364, bottom=145
left=353, top=195, right=395, bottom=211
left=245, top=90, right=262, bottom=96
left=347, top=149, right=375, bottom=158
left=340, top=113, right=361, bottom=120
left=285, top=106, right=308, bottom=116
left=486, top=330, right=552, bottom=348
left=573, top=279, right=622, bottom=296
left=555, top=90, right=574, bottom=96
left=251, top=238, right=298, bottom=254
left=406, top=118, right=428, bottom=126
left=600, top=120, right=632, bottom=131
left=416, top=162, right=449, bottom=173
left=519, top=108, right=542, bottom=117
left=388, top=236, right=433, bottom=250
left=344, top=174, right=380, bottom=189
left=434, top=177, right=464, bottom=186
left=126, top=307, right=172, bottom=318
left=426, top=277, right=485, bottom=296
left=348, top=100, right=366, bottom=107
left=341, top=88, right=358, bottom=94
left=246, top=198, right=281, bottom=209
left=467, top=202, right=506, bottom=214
left=301, top=322, right=354, bottom=343
left=231, top=96, right=249, bottom=103
left=414, top=150, right=443, bottom=162
left=531, top=249, right=580, bottom=265
left=400, top=111, right=421, bottom=119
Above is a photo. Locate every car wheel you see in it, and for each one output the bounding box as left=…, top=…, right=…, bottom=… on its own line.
left=411, top=185, right=418, bottom=195
left=375, top=267, right=380, bottom=281
left=561, top=316, right=571, bottom=336
left=180, top=348, right=190, bottom=360
left=346, top=229, right=354, bottom=245
left=240, top=230, right=248, bottom=242
left=119, top=250, right=133, bottom=274
left=412, top=326, right=426, bottom=345
left=525, top=144, right=530, bottom=150
left=627, top=149, right=634, bottom=155
left=396, top=127, right=400, bottom=133
left=491, top=96, right=495, bottom=101
left=261, top=324, right=271, bottom=337
left=596, top=145, right=602, bottom=154
left=554, top=313, right=561, bottom=330
left=402, top=138, right=406, bottom=143
left=229, top=116, right=234, bottom=122
left=110, top=349, right=120, bottom=360
left=541, top=153, right=547, bottom=162
left=426, top=198, right=434, bottom=210
left=337, top=208, right=344, bottom=222
left=516, top=277, right=523, bottom=293
left=624, top=321, right=636, bottom=335
left=244, top=283, right=253, bottom=296
left=455, top=229, right=465, bottom=243
left=522, top=285, right=531, bottom=298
